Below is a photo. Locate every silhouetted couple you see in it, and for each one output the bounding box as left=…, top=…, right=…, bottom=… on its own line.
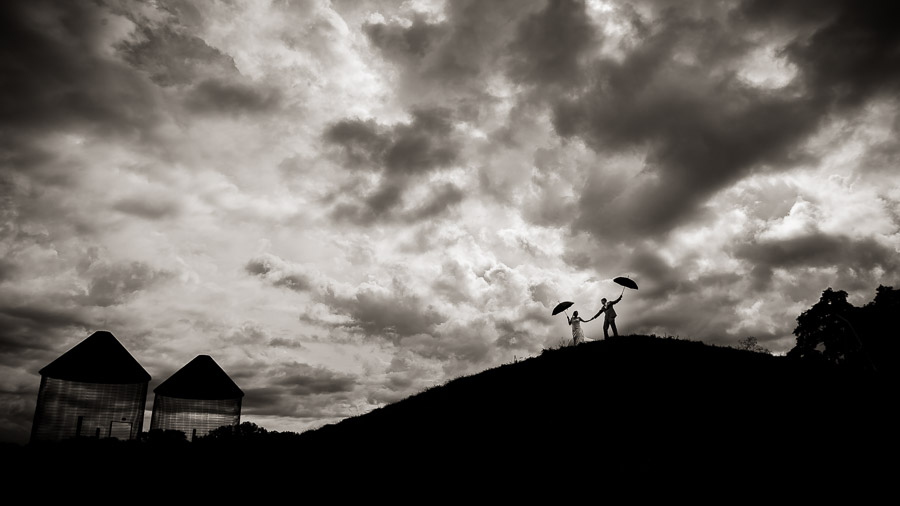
left=567, top=294, right=623, bottom=344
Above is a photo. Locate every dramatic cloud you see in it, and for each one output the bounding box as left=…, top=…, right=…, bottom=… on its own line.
left=735, top=232, right=900, bottom=291
left=324, top=108, right=463, bottom=223
left=118, top=20, right=239, bottom=88
left=322, top=281, right=446, bottom=340
left=274, top=363, right=357, bottom=397
left=2, top=0, right=898, bottom=444
left=185, top=78, right=281, bottom=115
left=363, top=0, right=542, bottom=103
left=0, top=1, right=164, bottom=137
left=80, top=259, right=174, bottom=307
left=745, top=0, right=900, bottom=107
left=246, top=253, right=319, bottom=293
left=507, top=0, right=597, bottom=88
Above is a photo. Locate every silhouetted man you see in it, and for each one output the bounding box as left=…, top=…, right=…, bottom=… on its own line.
left=591, top=294, right=622, bottom=339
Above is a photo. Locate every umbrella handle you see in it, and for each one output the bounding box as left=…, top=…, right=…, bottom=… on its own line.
left=621, top=287, right=625, bottom=296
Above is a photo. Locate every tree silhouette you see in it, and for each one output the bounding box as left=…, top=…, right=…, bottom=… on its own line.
left=790, top=285, right=898, bottom=377
left=790, top=288, right=859, bottom=365
left=736, top=336, right=770, bottom=354
left=855, top=285, right=899, bottom=378
left=202, top=421, right=268, bottom=441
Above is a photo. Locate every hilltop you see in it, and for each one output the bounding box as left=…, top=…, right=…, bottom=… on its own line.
left=6, top=335, right=894, bottom=494
left=295, top=335, right=891, bottom=480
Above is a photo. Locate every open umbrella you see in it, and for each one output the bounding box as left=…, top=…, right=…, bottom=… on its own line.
left=552, top=301, right=574, bottom=316
left=613, top=276, right=638, bottom=290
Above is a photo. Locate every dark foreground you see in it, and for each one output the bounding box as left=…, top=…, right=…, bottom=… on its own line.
left=3, top=336, right=895, bottom=497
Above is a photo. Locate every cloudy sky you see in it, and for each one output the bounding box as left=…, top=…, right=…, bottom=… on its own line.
left=2, top=0, right=899, bottom=443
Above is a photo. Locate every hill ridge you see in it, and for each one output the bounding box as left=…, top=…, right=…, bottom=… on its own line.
left=293, top=334, right=890, bottom=480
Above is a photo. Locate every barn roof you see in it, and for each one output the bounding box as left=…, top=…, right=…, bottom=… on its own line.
left=39, top=331, right=151, bottom=384
left=154, top=355, right=244, bottom=400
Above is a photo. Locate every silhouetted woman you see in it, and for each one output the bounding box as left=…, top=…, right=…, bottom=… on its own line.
left=567, top=310, right=587, bottom=345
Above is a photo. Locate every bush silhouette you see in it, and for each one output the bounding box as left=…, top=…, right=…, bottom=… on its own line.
left=736, top=336, right=770, bottom=354
left=790, top=285, right=897, bottom=378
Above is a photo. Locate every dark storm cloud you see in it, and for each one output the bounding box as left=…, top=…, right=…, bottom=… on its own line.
left=360, top=182, right=404, bottom=218
left=324, top=108, right=462, bottom=223
left=185, top=79, right=281, bottom=115
left=617, top=246, right=739, bottom=308
left=0, top=301, right=92, bottom=442
left=402, top=183, right=465, bottom=222
left=383, top=108, right=457, bottom=175
left=246, top=252, right=446, bottom=344
left=79, top=260, right=173, bottom=307
left=498, top=0, right=900, bottom=244
left=325, top=108, right=458, bottom=175
left=0, top=1, right=163, bottom=137
left=240, top=387, right=290, bottom=416
left=274, top=363, right=356, bottom=397
left=0, top=258, right=17, bottom=283
left=0, top=305, right=91, bottom=356
left=507, top=0, right=596, bottom=88
left=364, top=15, right=449, bottom=61
left=401, top=319, right=496, bottom=369
left=854, top=85, right=900, bottom=177
left=240, top=387, right=350, bottom=418
left=493, top=312, right=547, bottom=353
left=321, top=282, right=446, bottom=341
left=602, top=267, right=751, bottom=345
left=240, top=363, right=357, bottom=418
left=493, top=319, right=528, bottom=349
left=112, top=195, right=182, bottom=220
left=323, top=118, right=389, bottom=169
left=268, top=337, right=306, bottom=349
left=118, top=23, right=239, bottom=87
left=363, top=1, right=524, bottom=83
left=0, top=386, right=37, bottom=445
left=735, top=0, right=840, bottom=27
left=554, top=34, right=818, bottom=240
left=273, top=274, right=313, bottom=293
left=735, top=232, right=900, bottom=290
left=741, top=0, right=900, bottom=108
left=331, top=182, right=465, bottom=225
left=633, top=286, right=741, bottom=338
left=620, top=248, right=687, bottom=302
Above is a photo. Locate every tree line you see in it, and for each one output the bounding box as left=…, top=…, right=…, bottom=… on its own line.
left=789, top=284, right=898, bottom=379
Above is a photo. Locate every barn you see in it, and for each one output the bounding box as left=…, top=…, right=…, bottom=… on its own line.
left=149, top=355, right=244, bottom=440
left=30, top=331, right=150, bottom=442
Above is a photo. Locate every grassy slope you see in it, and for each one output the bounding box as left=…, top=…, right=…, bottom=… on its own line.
left=296, top=335, right=892, bottom=480
left=6, top=335, right=893, bottom=494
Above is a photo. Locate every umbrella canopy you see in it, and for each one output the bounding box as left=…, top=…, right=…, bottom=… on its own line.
left=613, top=276, right=639, bottom=290
left=552, top=301, right=574, bottom=315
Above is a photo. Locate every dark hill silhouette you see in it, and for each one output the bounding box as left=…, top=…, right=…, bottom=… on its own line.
left=295, top=336, right=892, bottom=480
left=6, top=335, right=894, bottom=496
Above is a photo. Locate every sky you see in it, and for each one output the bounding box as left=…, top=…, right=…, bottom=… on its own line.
left=2, top=0, right=899, bottom=444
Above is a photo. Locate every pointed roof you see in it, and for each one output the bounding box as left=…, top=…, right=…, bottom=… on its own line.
left=40, top=331, right=151, bottom=384
left=154, top=355, right=244, bottom=400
